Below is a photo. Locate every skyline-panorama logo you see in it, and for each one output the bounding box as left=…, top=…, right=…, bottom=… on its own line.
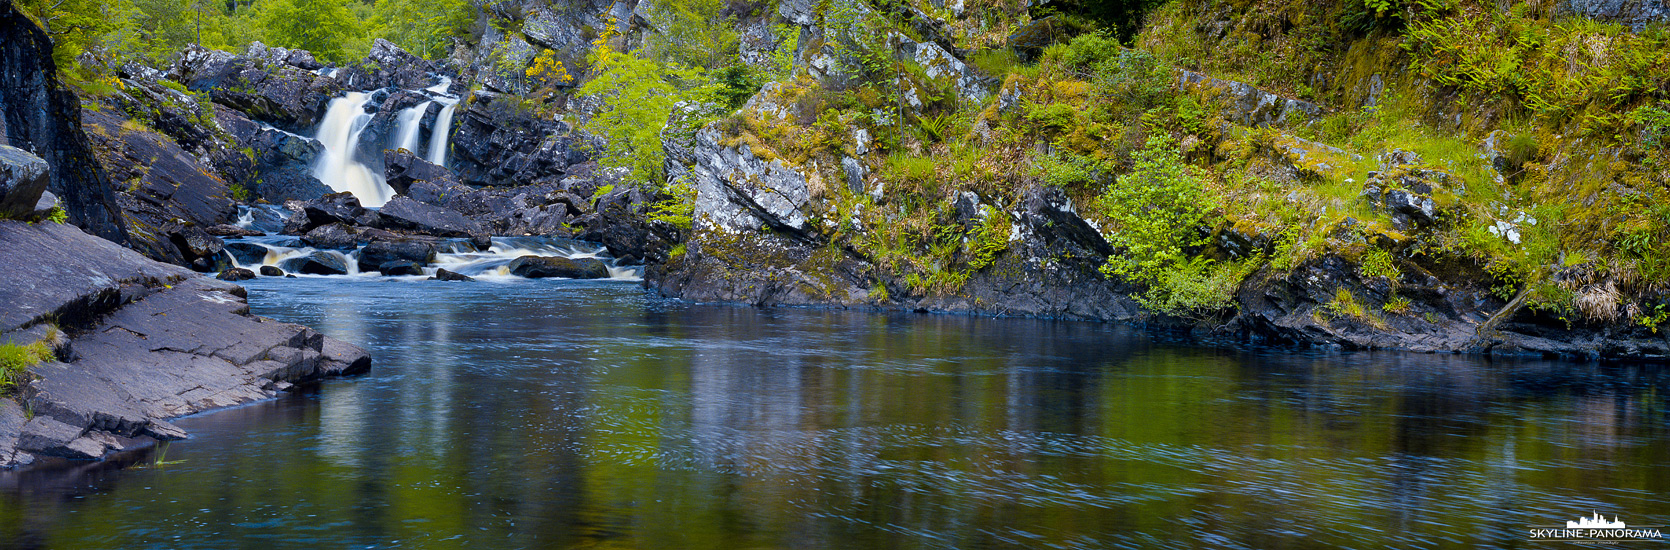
left=1529, top=512, right=1665, bottom=544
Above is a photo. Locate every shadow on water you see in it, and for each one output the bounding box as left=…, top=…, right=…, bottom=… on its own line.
left=2, top=277, right=1669, bottom=549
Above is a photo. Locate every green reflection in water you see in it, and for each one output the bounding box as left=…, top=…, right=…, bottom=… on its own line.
left=1, top=279, right=1667, bottom=549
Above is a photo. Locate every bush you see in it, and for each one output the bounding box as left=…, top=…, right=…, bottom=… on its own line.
left=0, top=341, right=53, bottom=394
left=1093, top=49, right=1173, bottom=111
left=1099, top=134, right=1229, bottom=315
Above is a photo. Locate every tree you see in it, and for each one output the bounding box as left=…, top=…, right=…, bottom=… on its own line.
left=368, top=0, right=473, bottom=59
left=260, top=0, right=359, bottom=62
left=15, top=0, right=135, bottom=66
left=576, top=25, right=717, bottom=185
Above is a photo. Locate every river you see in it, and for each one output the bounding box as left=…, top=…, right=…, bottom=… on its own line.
left=2, top=277, right=1667, bottom=549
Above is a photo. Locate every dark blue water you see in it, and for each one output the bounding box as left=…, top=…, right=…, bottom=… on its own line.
left=2, top=276, right=1668, bottom=549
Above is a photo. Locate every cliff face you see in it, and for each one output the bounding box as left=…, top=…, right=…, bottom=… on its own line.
left=0, top=0, right=128, bottom=244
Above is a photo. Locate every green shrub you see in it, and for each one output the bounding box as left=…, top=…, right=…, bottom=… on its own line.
left=1099, top=134, right=1226, bottom=315
left=1092, top=49, right=1172, bottom=111
left=1060, top=32, right=1121, bottom=71
left=0, top=341, right=53, bottom=394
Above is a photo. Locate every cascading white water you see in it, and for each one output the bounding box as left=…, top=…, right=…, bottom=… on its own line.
left=313, top=92, right=395, bottom=207
left=391, top=101, right=433, bottom=154
left=427, top=99, right=459, bottom=167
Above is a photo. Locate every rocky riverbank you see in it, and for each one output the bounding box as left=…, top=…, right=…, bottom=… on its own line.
left=0, top=215, right=369, bottom=469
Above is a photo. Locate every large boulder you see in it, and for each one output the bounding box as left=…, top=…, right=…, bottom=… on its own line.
left=384, top=148, right=461, bottom=196
left=283, top=192, right=375, bottom=234
left=0, top=3, right=129, bottom=244
left=356, top=238, right=438, bottom=271
left=214, top=105, right=333, bottom=202
left=375, top=195, right=483, bottom=238
left=280, top=250, right=350, bottom=275
left=0, top=145, right=48, bottom=219
left=507, top=255, right=610, bottom=279
left=302, top=222, right=358, bottom=249
left=448, top=92, right=591, bottom=187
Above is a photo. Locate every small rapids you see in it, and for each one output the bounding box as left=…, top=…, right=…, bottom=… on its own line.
left=229, top=205, right=642, bottom=282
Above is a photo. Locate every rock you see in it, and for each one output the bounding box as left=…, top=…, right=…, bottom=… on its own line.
left=375, top=195, right=483, bottom=238
left=168, top=43, right=342, bottom=133
left=284, top=192, right=372, bottom=234
left=1384, top=189, right=1436, bottom=225
left=429, top=268, right=473, bottom=281
left=206, top=224, right=263, bottom=237
left=1179, top=70, right=1319, bottom=127
left=215, top=106, right=333, bottom=203
left=0, top=4, right=129, bottom=244
left=1, top=219, right=370, bottom=466
left=225, top=241, right=270, bottom=266
left=691, top=123, right=815, bottom=237
left=364, top=39, right=436, bottom=89
left=377, top=260, right=424, bottom=276
left=216, top=267, right=256, bottom=281
left=384, top=148, right=460, bottom=196
left=31, top=190, right=56, bottom=217
left=279, top=251, right=349, bottom=275
left=1558, top=0, right=1668, bottom=31
left=0, top=145, right=49, bottom=219
left=356, top=238, right=437, bottom=271
left=259, top=265, right=284, bottom=277
left=1378, top=149, right=1424, bottom=169
left=448, top=93, right=590, bottom=187
left=302, top=222, right=357, bottom=249
left=507, top=255, right=610, bottom=279
left=16, top=416, right=91, bottom=459
left=1008, top=16, right=1064, bottom=60
left=577, top=187, right=677, bottom=264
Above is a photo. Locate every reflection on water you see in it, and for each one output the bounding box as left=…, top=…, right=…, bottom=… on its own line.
left=2, top=278, right=1669, bottom=549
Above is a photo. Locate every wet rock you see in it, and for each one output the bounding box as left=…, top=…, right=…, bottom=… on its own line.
left=214, top=106, right=333, bottom=203
left=448, top=93, right=590, bottom=187
left=429, top=268, right=473, bottom=281
left=216, top=267, right=256, bottom=281
left=377, top=260, right=424, bottom=276
left=302, top=222, right=357, bottom=250
left=225, top=241, right=270, bottom=266
left=280, top=251, right=349, bottom=275
left=259, top=265, right=284, bottom=277
left=0, top=145, right=49, bottom=219
left=507, top=255, right=609, bottom=279
left=356, top=238, right=437, bottom=271
left=363, top=39, right=436, bottom=90
left=577, top=187, right=677, bottom=264
left=283, top=192, right=373, bottom=234
left=375, top=195, right=483, bottom=238
left=384, top=148, right=460, bottom=196
left=205, top=224, right=263, bottom=237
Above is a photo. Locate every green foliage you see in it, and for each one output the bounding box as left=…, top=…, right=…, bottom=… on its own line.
left=648, top=176, right=697, bottom=230
left=1098, top=134, right=1227, bottom=315
left=966, top=206, right=1011, bottom=271
left=1403, top=7, right=1670, bottom=135
left=1636, top=304, right=1670, bottom=334
left=1092, top=49, right=1173, bottom=111
left=1383, top=294, right=1413, bottom=314
left=0, top=341, right=53, bottom=395
left=1030, top=150, right=1105, bottom=187
left=639, top=0, right=739, bottom=70
left=714, top=65, right=763, bottom=109
left=45, top=206, right=68, bottom=225
left=368, top=0, right=473, bottom=59
left=577, top=37, right=718, bottom=185
left=260, top=0, right=360, bottom=63
left=1359, top=248, right=1400, bottom=280
left=1628, top=102, right=1670, bottom=151
left=16, top=0, right=134, bottom=66
left=1059, top=32, right=1121, bottom=72
left=229, top=183, right=251, bottom=203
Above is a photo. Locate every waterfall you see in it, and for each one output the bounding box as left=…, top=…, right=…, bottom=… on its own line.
left=391, top=101, right=433, bottom=154
left=427, top=99, right=458, bottom=167
left=312, top=92, right=394, bottom=207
